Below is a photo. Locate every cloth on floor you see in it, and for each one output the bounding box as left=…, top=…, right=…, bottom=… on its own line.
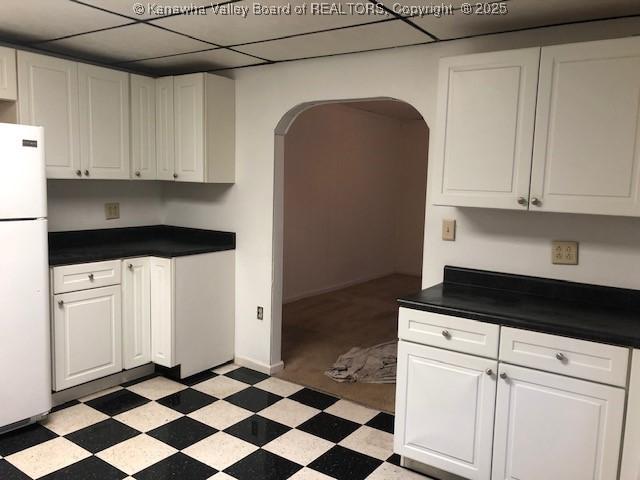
left=325, top=341, right=397, bottom=384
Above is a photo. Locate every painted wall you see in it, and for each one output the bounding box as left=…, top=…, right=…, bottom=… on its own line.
left=282, top=103, right=427, bottom=303
left=158, top=17, right=640, bottom=370
left=47, top=180, right=164, bottom=231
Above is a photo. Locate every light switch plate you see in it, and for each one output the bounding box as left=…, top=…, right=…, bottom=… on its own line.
left=552, top=240, right=578, bottom=265
left=442, top=219, right=456, bottom=241
left=105, top=202, right=120, bottom=220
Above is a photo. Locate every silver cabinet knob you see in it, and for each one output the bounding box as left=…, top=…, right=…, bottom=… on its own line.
left=57, top=300, right=64, bottom=307
left=128, top=263, right=133, bottom=270
left=84, top=169, right=90, bottom=177
left=75, top=169, right=82, bottom=176
left=441, top=330, right=451, bottom=339
left=173, top=173, right=178, bottom=179
left=517, top=197, right=528, bottom=206
left=485, top=368, right=493, bottom=376
left=531, top=197, right=542, bottom=206
left=500, top=372, right=508, bottom=379
left=135, top=171, right=141, bottom=177
left=88, top=273, right=94, bottom=281
left=555, top=352, right=566, bottom=361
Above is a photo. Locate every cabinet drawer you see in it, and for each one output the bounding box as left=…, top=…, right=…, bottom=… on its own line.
left=399, top=308, right=499, bottom=358
left=499, top=327, right=629, bottom=387
left=53, top=260, right=121, bottom=294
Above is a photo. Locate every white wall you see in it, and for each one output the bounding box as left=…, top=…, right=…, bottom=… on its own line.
left=282, top=103, right=427, bottom=302
left=47, top=180, right=164, bottom=231
left=160, top=17, right=640, bottom=370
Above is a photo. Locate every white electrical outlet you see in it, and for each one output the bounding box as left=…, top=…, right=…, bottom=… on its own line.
left=552, top=241, right=578, bottom=265
left=105, top=202, right=120, bottom=220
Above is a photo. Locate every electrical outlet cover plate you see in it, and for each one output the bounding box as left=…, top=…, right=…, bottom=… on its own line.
left=552, top=240, right=578, bottom=265
left=105, top=202, right=120, bottom=220
left=442, top=219, right=456, bottom=241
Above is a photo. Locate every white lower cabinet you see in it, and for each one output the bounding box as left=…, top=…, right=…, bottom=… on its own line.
left=492, top=364, right=625, bottom=480
left=53, top=285, right=122, bottom=390
left=122, top=258, right=151, bottom=369
left=395, top=341, right=497, bottom=480
left=149, top=257, right=175, bottom=368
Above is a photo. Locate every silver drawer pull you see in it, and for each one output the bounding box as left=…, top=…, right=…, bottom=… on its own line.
left=500, top=372, right=508, bottom=379
left=485, top=368, right=493, bottom=376
left=88, top=273, right=94, bottom=280
left=57, top=300, right=64, bottom=307
left=441, top=330, right=451, bottom=339
left=128, top=263, right=133, bottom=270
left=555, top=352, right=566, bottom=362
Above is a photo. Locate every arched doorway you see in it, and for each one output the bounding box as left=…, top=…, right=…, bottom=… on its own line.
left=271, top=98, right=429, bottom=412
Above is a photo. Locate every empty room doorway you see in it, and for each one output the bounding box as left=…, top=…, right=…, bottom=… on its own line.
left=275, top=100, right=429, bottom=412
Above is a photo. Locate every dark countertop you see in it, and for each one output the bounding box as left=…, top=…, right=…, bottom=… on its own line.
left=49, top=225, right=236, bottom=266
left=398, top=266, right=640, bottom=348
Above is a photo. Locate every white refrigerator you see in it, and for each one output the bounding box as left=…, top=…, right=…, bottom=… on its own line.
left=0, top=123, right=51, bottom=432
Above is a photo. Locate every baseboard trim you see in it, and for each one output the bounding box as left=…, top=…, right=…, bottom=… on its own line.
left=235, top=356, right=284, bottom=375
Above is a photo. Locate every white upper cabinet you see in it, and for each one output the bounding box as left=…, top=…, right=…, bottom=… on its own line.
left=174, top=73, right=205, bottom=182
left=492, top=363, right=625, bottom=480
left=17, top=52, right=81, bottom=179
left=155, top=76, right=175, bottom=181
left=530, top=36, right=640, bottom=216
left=431, top=47, right=540, bottom=210
left=130, top=74, right=156, bottom=180
left=0, top=46, right=17, bottom=100
left=78, top=64, right=130, bottom=179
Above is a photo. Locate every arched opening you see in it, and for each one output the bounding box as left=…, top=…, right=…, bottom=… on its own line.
left=271, top=98, right=429, bottom=412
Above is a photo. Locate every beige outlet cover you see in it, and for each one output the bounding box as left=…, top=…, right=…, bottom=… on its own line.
left=552, top=240, right=578, bottom=265
left=442, top=219, right=456, bottom=241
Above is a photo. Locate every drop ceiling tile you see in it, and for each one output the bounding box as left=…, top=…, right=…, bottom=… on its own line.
left=0, top=0, right=131, bottom=43
left=40, top=23, right=213, bottom=64
left=411, top=0, right=640, bottom=40
left=123, top=48, right=264, bottom=75
left=152, top=0, right=393, bottom=46
left=236, top=19, right=431, bottom=61
left=80, top=0, right=213, bottom=20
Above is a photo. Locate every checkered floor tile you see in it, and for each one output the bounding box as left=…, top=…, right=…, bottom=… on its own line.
left=0, top=365, right=433, bottom=479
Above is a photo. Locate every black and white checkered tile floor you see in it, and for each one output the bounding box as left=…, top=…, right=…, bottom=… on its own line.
left=0, top=364, right=429, bottom=480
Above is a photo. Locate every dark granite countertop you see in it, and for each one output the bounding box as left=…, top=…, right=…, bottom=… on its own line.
left=49, top=225, right=236, bottom=266
left=398, top=266, right=640, bottom=348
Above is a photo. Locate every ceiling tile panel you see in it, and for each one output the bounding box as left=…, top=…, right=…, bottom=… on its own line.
left=411, top=0, right=640, bottom=40
left=236, top=19, right=431, bottom=61
left=152, top=0, right=393, bottom=46
left=122, top=48, right=265, bottom=74
left=39, top=23, right=213, bottom=64
left=79, top=0, right=214, bottom=20
left=0, top=0, right=131, bottom=43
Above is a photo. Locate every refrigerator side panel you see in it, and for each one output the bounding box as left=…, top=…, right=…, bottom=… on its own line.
left=0, top=218, right=51, bottom=428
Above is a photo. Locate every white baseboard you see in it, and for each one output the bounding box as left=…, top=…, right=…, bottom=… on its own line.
left=235, top=356, right=284, bottom=375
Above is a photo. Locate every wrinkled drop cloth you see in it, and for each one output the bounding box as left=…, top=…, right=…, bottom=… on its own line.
left=325, top=341, right=397, bottom=384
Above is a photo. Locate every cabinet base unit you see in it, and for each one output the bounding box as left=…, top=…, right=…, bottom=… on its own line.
left=394, top=340, right=497, bottom=480
left=491, top=363, right=625, bottom=480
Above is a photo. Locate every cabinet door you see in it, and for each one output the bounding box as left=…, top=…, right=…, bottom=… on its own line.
left=395, top=341, right=497, bottom=480
left=53, top=285, right=122, bottom=391
left=174, top=73, right=204, bottom=182
left=621, top=349, right=640, bottom=480
left=150, top=257, right=175, bottom=367
left=17, top=52, right=81, bottom=179
left=0, top=46, right=16, bottom=100
left=122, top=258, right=151, bottom=369
left=431, top=48, right=540, bottom=210
left=155, top=76, right=175, bottom=180
left=130, top=74, right=156, bottom=180
left=492, top=364, right=625, bottom=480
left=530, top=36, right=640, bottom=216
left=78, top=64, right=130, bottom=179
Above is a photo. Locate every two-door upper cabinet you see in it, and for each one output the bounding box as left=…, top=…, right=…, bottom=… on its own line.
left=158, top=73, right=235, bottom=183
left=432, top=36, right=640, bottom=217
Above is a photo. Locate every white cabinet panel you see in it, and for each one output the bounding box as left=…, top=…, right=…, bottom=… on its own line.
left=122, top=258, right=151, bottom=370
left=53, top=285, right=122, bottom=390
left=0, top=46, right=17, bottom=100
left=130, top=74, right=156, bottom=180
left=155, top=76, right=175, bottom=181
left=491, top=364, right=625, bottom=480
left=431, top=48, right=540, bottom=210
left=17, top=52, right=81, bottom=179
left=530, top=36, right=640, bottom=216
left=621, top=350, right=640, bottom=480
left=150, top=257, right=175, bottom=368
left=78, top=64, right=130, bottom=179
left=173, top=73, right=204, bottom=182
left=395, top=341, right=497, bottom=480
left=52, top=260, right=121, bottom=294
